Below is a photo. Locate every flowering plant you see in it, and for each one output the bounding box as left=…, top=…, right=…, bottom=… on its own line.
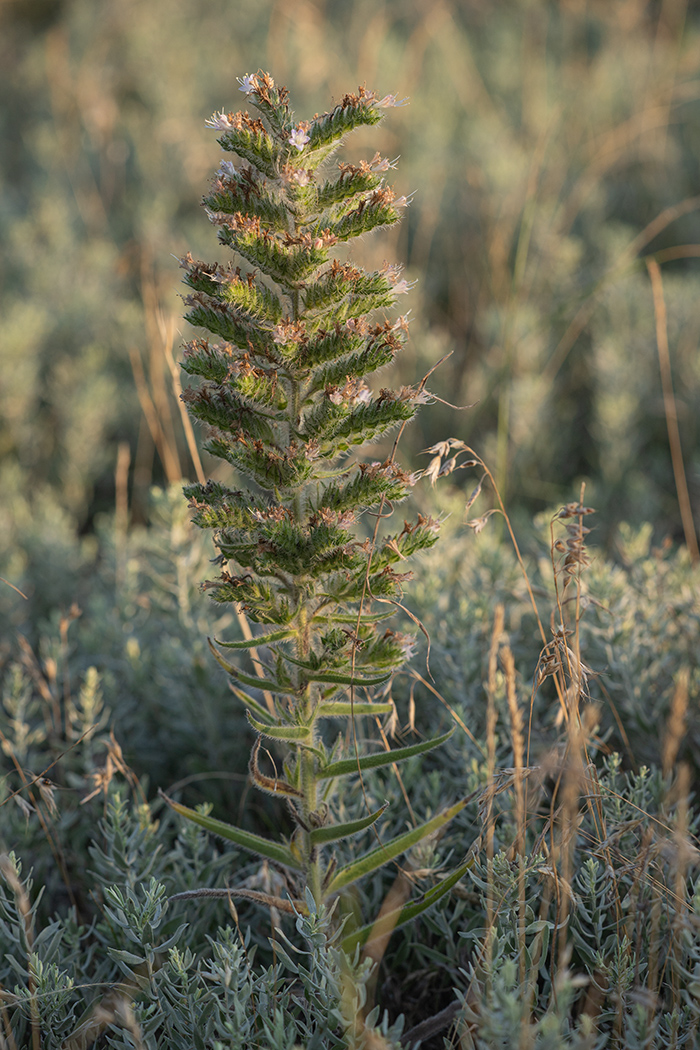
left=164, top=71, right=469, bottom=942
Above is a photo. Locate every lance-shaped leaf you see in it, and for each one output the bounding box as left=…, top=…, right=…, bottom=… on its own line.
left=315, top=701, right=394, bottom=718
left=305, top=669, right=393, bottom=687
left=208, top=638, right=286, bottom=692
left=309, top=801, right=388, bottom=846
left=159, top=791, right=301, bottom=871
left=319, top=728, right=455, bottom=780
left=327, top=797, right=469, bottom=895
left=340, top=854, right=476, bottom=953
left=229, top=684, right=275, bottom=725
left=312, top=610, right=396, bottom=626
left=246, top=711, right=311, bottom=743
left=216, top=628, right=295, bottom=650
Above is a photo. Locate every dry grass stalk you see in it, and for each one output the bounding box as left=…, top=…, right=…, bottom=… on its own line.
left=662, top=667, right=690, bottom=779
left=646, top=256, right=699, bottom=563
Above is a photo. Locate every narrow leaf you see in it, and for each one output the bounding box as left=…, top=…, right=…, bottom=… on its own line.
left=327, top=797, right=468, bottom=895
left=215, top=628, right=296, bottom=650
left=208, top=638, right=284, bottom=692
left=246, top=711, right=311, bottom=742
left=229, top=684, right=275, bottom=725
left=319, top=728, right=455, bottom=780
left=160, top=791, right=301, bottom=871
left=309, top=802, right=388, bottom=846
left=313, top=611, right=395, bottom=625
left=340, top=855, right=475, bottom=953
left=316, top=702, right=394, bottom=718
left=306, top=669, right=393, bottom=686
left=107, top=949, right=146, bottom=967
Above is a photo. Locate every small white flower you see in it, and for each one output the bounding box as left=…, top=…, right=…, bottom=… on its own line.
left=376, top=93, right=409, bottom=109
left=369, top=152, right=398, bottom=173
left=397, top=635, right=417, bottom=661
left=238, top=73, right=258, bottom=94
left=291, top=168, right=312, bottom=187
left=205, top=111, right=234, bottom=131
left=390, top=278, right=416, bottom=296
left=288, top=125, right=310, bottom=152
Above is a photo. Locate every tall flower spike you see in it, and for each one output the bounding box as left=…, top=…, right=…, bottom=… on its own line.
left=167, top=74, right=468, bottom=941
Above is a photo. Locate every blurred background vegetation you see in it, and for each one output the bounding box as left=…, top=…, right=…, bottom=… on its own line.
left=2, top=0, right=700, bottom=557
left=1, top=0, right=700, bottom=740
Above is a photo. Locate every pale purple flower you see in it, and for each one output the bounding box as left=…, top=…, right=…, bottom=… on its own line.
left=288, top=125, right=310, bottom=152
left=216, top=159, right=238, bottom=179
left=205, top=111, right=235, bottom=131
left=238, top=73, right=258, bottom=94
left=376, top=93, right=409, bottom=109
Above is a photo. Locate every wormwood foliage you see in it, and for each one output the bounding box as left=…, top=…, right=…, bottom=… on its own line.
left=165, top=71, right=468, bottom=931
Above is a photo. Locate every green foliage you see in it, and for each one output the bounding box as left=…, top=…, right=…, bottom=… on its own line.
left=2, top=489, right=700, bottom=1046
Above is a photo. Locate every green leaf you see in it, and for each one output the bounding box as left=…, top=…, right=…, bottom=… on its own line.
left=309, top=802, right=388, bottom=846
left=107, top=948, right=146, bottom=967
left=157, top=922, right=190, bottom=954
left=327, top=797, right=469, bottom=895
left=313, top=611, right=395, bottom=626
left=208, top=638, right=286, bottom=693
left=340, top=855, right=475, bottom=953
left=316, top=702, right=394, bottom=718
left=319, top=729, right=455, bottom=780
left=215, top=628, right=296, bottom=650
left=229, top=685, right=275, bottom=725
left=160, top=792, right=301, bottom=871
left=246, top=711, right=311, bottom=741
left=306, top=669, right=393, bottom=686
